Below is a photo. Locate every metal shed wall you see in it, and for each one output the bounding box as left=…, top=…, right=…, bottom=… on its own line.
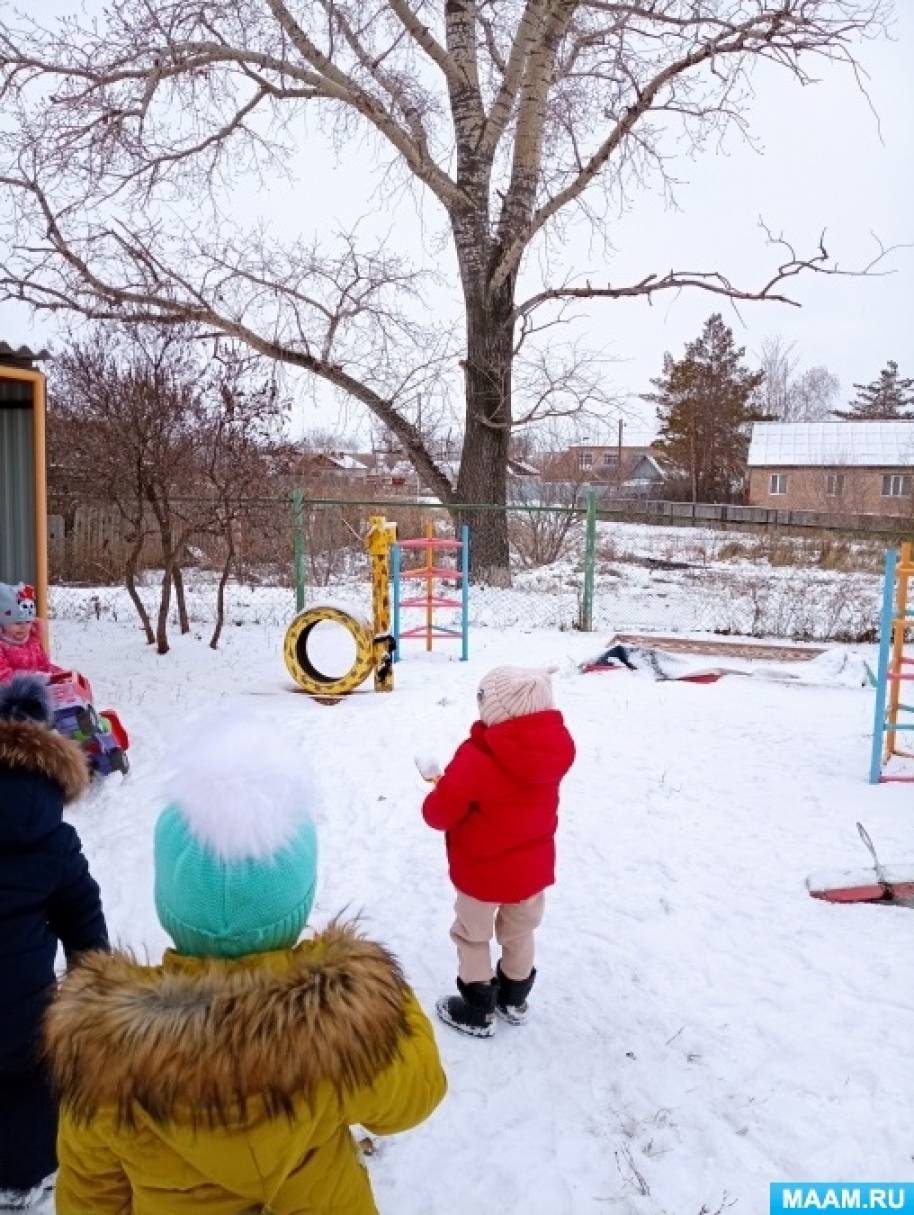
left=0, top=378, right=36, bottom=586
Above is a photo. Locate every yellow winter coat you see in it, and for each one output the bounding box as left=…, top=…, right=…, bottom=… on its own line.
left=44, top=923, right=447, bottom=1214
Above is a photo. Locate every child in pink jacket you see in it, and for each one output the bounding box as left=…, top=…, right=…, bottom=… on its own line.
left=0, top=584, right=61, bottom=686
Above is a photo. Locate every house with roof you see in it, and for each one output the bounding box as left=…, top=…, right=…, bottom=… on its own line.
left=747, top=422, right=914, bottom=516
left=541, top=444, right=667, bottom=494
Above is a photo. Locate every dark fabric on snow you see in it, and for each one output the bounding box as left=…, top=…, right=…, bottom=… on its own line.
left=0, top=1066, right=57, bottom=1191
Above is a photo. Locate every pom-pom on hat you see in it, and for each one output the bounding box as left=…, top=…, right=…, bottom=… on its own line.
left=476, top=665, right=558, bottom=727
left=154, top=719, right=318, bottom=960
left=0, top=674, right=53, bottom=725
left=0, top=582, right=37, bottom=625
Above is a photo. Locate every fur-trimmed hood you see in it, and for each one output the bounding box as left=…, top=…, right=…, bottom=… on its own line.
left=0, top=721, right=89, bottom=847
left=0, top=719, right=89, bottom=804
left=46, top=922, right=414, bottom=1129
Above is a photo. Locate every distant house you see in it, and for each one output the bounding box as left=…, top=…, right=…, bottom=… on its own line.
left=541, top=444, right=666, bottom=496
left=747, top=422, right=914, bottom=516
left=619, top=453, right=668, bottom=498
left=298, top=451, right=370, bottom=479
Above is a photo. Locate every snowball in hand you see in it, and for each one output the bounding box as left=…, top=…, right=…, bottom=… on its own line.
left=414, top=753, right=442, bottom=782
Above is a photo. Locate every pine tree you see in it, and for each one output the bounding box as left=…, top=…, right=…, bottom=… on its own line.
left=644, top=314, right=765, bottom=503
left=833, top=361, right=914, bottom=420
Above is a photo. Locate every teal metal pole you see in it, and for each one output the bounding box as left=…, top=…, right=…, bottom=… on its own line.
left=292, top=489, right=306, bottom=613
left=460, top=524, right=470, bottom=661
left=869, top=547, right=897, bottom=784
left=391, top=542, right=401, bottom=663
left=580, top=489, right=597, bottom=632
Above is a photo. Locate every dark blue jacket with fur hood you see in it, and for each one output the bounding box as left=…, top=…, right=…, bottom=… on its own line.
left=0, top=678, right=108, bottom=1073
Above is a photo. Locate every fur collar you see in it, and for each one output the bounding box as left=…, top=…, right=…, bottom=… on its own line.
left=45, top=922, right=412, bottom=1128
left=0, top=720, right=89, bottom=803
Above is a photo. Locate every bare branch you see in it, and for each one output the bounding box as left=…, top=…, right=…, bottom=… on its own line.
left=491, top=1, right=892, bottom=288
left=513, top=227, right=902, bottom=321
left=0, top=171, right=455, bottom=505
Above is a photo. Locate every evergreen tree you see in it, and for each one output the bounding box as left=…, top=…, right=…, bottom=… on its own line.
left=833, top=361, right=914, bottom=420
left=645, top=314, right=765, bottom=503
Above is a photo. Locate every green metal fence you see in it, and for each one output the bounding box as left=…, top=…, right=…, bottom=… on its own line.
left=47, top=490, right=894, bottom=643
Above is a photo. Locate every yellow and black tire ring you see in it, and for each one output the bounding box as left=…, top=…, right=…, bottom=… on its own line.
left=283, top=606, right=375, bottom=696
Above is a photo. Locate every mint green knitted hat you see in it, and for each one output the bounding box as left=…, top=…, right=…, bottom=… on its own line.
left=153, top=721, right=318, bottom=960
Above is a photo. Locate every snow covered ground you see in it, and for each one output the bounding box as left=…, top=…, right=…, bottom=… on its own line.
left=42, top=608, right=914, bottom=1215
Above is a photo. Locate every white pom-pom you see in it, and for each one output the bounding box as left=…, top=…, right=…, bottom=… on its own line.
left=165, top=718, right=315, bottom=862
left=414, top=752, right=442, bottom=782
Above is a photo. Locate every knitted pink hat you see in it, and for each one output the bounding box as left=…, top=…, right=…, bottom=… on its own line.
left=476, top=665, right=558, bottom=727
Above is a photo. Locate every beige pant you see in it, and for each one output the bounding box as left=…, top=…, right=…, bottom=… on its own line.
left=450, top=891, right=546, bottom=984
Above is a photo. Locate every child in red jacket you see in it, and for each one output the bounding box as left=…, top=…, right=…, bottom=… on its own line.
left=0, top=583, right=61, bottom=686
left=422, top=666, right=575, bottom=1038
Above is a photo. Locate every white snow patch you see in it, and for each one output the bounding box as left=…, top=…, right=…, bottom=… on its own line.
left=41, top=613, right=913, bottom=1214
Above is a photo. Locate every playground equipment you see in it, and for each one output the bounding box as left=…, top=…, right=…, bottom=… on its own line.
left=0, top=344, right=50, bottom=624
left=283, top=516, right=397, bottom=698
left=869, top=543, right=914, bottom=784
left=392, top=524, right=469, bottom=662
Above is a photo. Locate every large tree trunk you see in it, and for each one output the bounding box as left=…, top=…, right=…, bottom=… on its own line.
left=454, top=284, right=514, bottom=585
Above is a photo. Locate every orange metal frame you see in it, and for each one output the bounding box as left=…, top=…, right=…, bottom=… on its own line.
left=885, top=540, right=914, bottom=764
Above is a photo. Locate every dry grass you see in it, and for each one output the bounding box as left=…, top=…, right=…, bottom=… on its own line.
left=714, top=532, right=883, bottom=573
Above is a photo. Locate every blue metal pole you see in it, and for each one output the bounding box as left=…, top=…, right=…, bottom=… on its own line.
left=391, top=542, right=401, bottom=664
left=870, top=547, right=897, bottom=784
left=460, top=524, right=470, bottom=661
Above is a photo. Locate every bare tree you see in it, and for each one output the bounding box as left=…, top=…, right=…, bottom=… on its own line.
left=757, top=335, right=840, bottom=420
left=198, top=365, right=283, bottom=648
left=790, top=365, right=842, bottom=420
left=49, top=333, right=189, bottom=648
left=0, top=1, right=895, bottom=582
left=51, top=328, right=269, bottom=654
left=757, top=336, right=797, bottom=421
left=300, top=428, right=359, bottom=454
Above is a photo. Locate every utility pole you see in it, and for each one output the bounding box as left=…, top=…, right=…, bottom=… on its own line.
left=617, top=417, right=623, bottom=491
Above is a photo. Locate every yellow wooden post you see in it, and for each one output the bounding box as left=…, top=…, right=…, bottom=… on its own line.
left=886, top=540, right=911, bottom=759
left=365, top=515, right=397, bottom=692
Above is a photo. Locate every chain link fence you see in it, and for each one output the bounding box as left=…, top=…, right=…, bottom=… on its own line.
left=47, top=492, right=891, bottom=644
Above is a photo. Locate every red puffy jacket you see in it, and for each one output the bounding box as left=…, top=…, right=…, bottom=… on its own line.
left=422, top=710, right=576, bottom=903
left=0, top=622, right=60, bottom=685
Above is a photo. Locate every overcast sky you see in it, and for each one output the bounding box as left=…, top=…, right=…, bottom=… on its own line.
left=1, top=2, right=911, bottom=448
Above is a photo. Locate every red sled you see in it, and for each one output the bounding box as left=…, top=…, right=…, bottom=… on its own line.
left=98, top=709, right=129, bottom=750
left=807, top=823, right=914, bottom=908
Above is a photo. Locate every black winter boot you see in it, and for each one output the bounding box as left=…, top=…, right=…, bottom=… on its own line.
left=436, top=978, right=497, bottom=1038
left=495, top=962, right=536, bottom=1025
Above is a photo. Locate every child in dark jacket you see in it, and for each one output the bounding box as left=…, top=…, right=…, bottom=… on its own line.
left=0, top=677, right=108, bottom=1210
left=422, top=666, right=575, bottom=1038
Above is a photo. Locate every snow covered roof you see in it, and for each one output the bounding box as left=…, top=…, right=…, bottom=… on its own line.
left=628, top=454, right=666, bottom=479
left=328, top=453, right=368, bottom=472
left=748, top=422, right=914, bottom=468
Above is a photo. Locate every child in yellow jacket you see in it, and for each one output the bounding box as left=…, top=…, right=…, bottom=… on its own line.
left=44, top=721, right=446, bottom=1215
